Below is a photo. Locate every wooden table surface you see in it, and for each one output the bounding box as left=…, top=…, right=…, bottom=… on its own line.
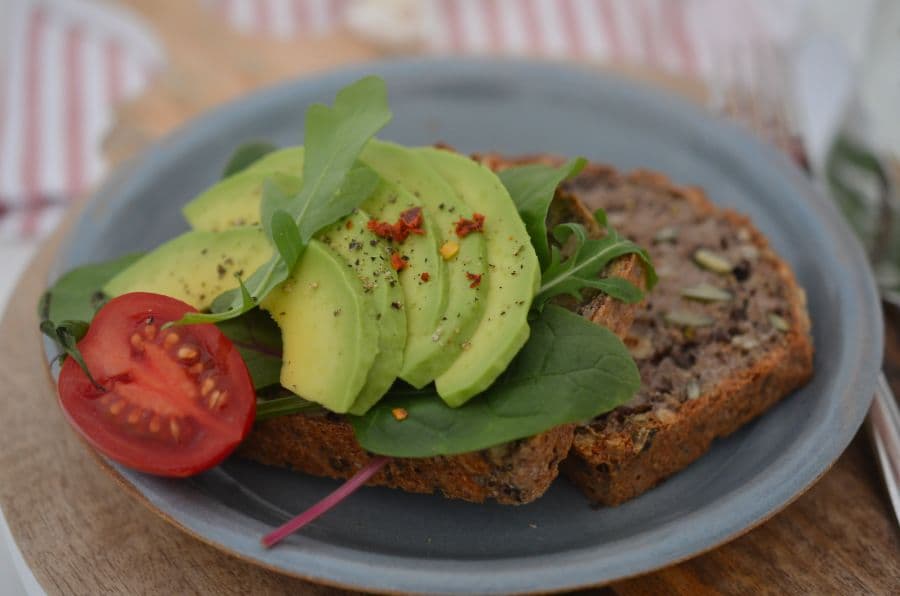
left=0, top=2, right=897, bottom=593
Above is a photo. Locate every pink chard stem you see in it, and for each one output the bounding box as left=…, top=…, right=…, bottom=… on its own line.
left=261, top=456, right=390, bottom=548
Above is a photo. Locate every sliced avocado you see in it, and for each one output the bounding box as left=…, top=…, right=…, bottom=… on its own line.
left=261, top=240, right=379, bottom=413
left=360, top=140, right=488, bottom=388
left=419, top=147, right=541, bottom=406
left=319, top=209, right=406, bottom=414
left=246, top=146, right=304, bottom=174
left=103, top=227, right=273, bottom=311
left=183, top=169, right=303, bottom=231
left=361, top=178, right=449, bottom=388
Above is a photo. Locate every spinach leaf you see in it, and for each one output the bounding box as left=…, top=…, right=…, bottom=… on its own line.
left=533, top=223, right=656, bottom=310
left=39, top=253, right=143, bottom=324
left=498, top=158, right=586, bottom=269
left=222, top=142, right=278, bottom=178
left=176, top=76, right=392, bottom=326
left=215, top=309, right=283, bottom=390
left=348, top=306, right=640, bottom=457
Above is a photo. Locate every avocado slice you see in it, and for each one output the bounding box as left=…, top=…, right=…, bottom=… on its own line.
left=319, top=209, right=406, bottom=414
left=185, top=141, right=450, bottom=388
left=246, top=146, right=304, bottom=174
left=360, top=140, right=488, bottom=388
left=103, top=227, right=273, bottom=311
left=419, top=147, right=541, bottom=406
left=359, top=176, right=449, bottom=388
left=261, top=240, right=379, bottom=413
left=183, top=169, right=303, bottom=231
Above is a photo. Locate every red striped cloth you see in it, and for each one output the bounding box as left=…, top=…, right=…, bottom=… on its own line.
left=0, top=0, right=767, bottom=241
left=1, top=0, right=161, bottom=239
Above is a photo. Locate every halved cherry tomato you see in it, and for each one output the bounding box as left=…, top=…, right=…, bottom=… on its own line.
left=57, top=292, right=255, bottom=477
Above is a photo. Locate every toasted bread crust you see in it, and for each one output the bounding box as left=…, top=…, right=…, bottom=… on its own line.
left=561, top=167, right=814, bottom=505
left=239, top=416, right=575, bottom=504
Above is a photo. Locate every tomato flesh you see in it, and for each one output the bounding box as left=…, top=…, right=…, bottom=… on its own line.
left=57, top=292, right=256, bottom=477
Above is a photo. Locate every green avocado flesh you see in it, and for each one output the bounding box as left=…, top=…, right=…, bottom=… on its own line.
left=318, top=209, right=406, bottom=414
left=420, top=147, right=541, bottom=406
left=183, top=169, right=303, bottom=232
left=359, top=175, right=449, bottom=387
left=102, top=227, right=273, bottom=310
left=247, top=146, right=304, bottom=174
left=170, top=142, right=537, bottom=410
left=360, top=140, right=488, bottom=390
left=261, top=240, right=379, bottom=413
left=183, top=143, right=448, bottom=397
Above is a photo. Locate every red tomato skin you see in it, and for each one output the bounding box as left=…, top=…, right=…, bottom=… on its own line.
left=56, top=293, right=256, bottom=477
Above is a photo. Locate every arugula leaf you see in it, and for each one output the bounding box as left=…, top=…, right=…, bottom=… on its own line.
left=268, top=210, right=304, bottom=267
left=256, top=394, right=322, bottom=421
left=40, top=253, right=143, bottom=324
left=498, top=158, right=587, bottom=268
left=222, top=142, right=278, bottom=178
left=296, top=156, right=381, bottom=241
left=348, top=306, right=640, bottom=457
left=175, top=75, right=391, bottom=326
left=532, top=222, right=656, bottom=310
left=40, top=319, right=103, bottom=389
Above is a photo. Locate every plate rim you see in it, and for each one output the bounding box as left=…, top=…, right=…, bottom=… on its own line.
left=46, top=56, right=884, bottom=594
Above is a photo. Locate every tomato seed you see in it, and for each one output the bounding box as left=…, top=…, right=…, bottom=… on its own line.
left=169, top=418, right=181, bottom=441
left=127, top=409, right=141, bottom=424
left=177, top=346, right=198, bottom=361
left=188, top=362, right=204, bottom=375
left=110, top=401, right=125, bottom=415
left=149, top=416, right=161, bottom=433
left=143, top=324, right=157, bottom=340
left=130, top=333, right=144, bottom=351
left=209, top=390, right=228, bottom=409
left=163, top=332, right=180, bottom=348
left=201, top=378, right=215, bottom=396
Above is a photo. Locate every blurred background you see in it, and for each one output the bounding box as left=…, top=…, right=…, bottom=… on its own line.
left=0, top=0, right=898, bottom=590
left=0, top=0, right=898, bottom=289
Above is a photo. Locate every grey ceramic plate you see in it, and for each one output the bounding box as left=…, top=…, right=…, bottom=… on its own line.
left=48, top=59, right=882, bottom=594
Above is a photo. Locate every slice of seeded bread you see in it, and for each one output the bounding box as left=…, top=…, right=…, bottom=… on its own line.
left=559, top=165, right=814, bottom=505
left=237, top=185, right=645, bottom=505
left=477, top=154, right=813, bottom=506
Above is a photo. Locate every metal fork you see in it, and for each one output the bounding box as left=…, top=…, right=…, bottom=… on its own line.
left=709, top=43, right=900, bottom=527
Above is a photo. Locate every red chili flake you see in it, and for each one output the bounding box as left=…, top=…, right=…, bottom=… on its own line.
left=390, top=252, right=407, bottom=272
left=367, top=207, right=426, bottom=244
left=420, top=272, right=430, bottom=282
left=455, top=213, right=485, bottom=237
left=466, top=272, right=482, bottom=288
left=391, top=226, right=411, bottom=244
left=345, top=219, right=353, bottom=229
left=367, top=219, right=394, bottom=240
left=399, top=207, right=424, bottom=231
